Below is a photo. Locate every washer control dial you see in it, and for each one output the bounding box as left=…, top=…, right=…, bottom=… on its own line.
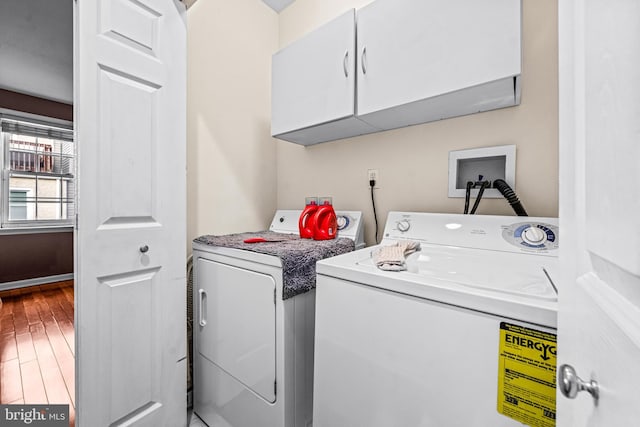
left=336, top=215, right=350, bottom=231
left=396, top=220, right=411, bottom=233
left=502, top=222, right=559, bottom=251
left=522, top=227, right=547, bottom=245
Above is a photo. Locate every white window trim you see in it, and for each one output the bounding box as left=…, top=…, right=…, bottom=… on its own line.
left=0, top=111, right=75, bottom=229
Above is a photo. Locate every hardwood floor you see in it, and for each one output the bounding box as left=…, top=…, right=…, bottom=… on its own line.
left=0, top=281, right=75, bottom=426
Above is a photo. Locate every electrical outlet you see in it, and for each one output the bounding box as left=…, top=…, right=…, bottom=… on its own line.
left=367, top=169, right=379, bottom=187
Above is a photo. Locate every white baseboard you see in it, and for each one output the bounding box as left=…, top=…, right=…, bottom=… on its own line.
left=0, top=273, right=74, bottom=292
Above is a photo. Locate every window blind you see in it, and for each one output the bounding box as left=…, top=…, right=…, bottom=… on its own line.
left=1, top=120, right=74, bottom=142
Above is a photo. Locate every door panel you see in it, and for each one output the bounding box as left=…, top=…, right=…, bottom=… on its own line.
left=98, top=269, right=159, bottom=421
left=583, top=0, right=640, bottom=278
left=76, top=0, right=186, bottom=425
left=196, top=259, right=276, bottom=403
left=97, top=69, right=158, bottom=224
left=558, top=0, right=640, bottom=425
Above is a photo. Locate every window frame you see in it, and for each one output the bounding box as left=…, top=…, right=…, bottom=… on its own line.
left=0, top=112, right=75, bottom=229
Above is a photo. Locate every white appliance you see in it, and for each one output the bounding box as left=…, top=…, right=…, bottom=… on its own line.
left=313, top=212, right=559, bottom=427
left=193, top=209, right=364, bottom=427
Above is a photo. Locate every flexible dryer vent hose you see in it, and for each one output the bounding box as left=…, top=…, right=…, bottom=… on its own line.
left=493, top=179, right=528, bottom=216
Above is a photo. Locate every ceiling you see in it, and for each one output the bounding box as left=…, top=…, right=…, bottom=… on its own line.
left=262, top=0, right=295, bottom=13
left=0, top=0, right=73, bottom=104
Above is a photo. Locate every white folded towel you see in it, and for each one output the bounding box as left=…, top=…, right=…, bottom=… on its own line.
left=373, top=240, right=421, bottom=271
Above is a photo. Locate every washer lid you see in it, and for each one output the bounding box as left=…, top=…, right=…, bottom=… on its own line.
left=359, top=244, right=558, bottom=301
left=317, top=246, right=558, bottom=328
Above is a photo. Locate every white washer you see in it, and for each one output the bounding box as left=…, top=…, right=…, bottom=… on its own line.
left=313, top=212, right=559, bottom=427
left=193, top=210, right=364, bottom=427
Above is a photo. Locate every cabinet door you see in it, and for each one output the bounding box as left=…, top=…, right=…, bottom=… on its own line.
left=271, top=9, right=357, bottom=138
left=357, top=0, right=521, bottom=125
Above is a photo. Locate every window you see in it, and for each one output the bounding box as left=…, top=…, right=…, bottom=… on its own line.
left=1, top=117, right=75, bottom=227
left=9, top=190, right=29, bottom=220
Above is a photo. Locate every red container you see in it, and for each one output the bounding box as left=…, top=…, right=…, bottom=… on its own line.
left=298, top=198, right=318, bottom=239
left=313, top=199, right=337, bottom=240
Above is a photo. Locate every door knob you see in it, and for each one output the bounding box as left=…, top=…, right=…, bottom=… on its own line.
left=139, top=245, right=149, bottom=253
left=559, top=364, right=599, bottom=402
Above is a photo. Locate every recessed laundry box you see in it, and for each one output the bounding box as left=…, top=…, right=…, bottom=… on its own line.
left=192, top=210, right=363, bottom=427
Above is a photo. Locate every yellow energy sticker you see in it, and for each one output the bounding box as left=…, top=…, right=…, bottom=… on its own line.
left=497, top=322, right=557, bottom=427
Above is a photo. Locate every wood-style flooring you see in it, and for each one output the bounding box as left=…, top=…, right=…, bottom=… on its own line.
left=0, top=281, right=75, bottom=426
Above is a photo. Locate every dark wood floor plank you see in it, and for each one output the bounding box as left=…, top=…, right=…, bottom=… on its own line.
left=20, top=359, right=48, bottom=404
left=15, top=332, right=37, bottom=363
left=0, top=283, right=75, bottom=421
left=0, top=297, right=15, bottom=314
left=35, top=300, right=55, bottom=325
left=57, top=297, right=74, bottom=322
left=0, top=358, right=23, bottom=403
left=49, top=298, right=69, bottom=323
left=61, top=285, right=74, bottom=306
left=44, top=320, right=75, bottom=406
left=56, top=318, right=75, bottom=356
left=31, top=288, right=46, bottom=303
left=12, top=299, right=30, bottom=335
left=1, top=313, right=15, bottom=333
left=24, top=298, right=42, bottom=326
left=31, top=326, right=71, bottom=406
left=0, top=331, right=18, bottom=362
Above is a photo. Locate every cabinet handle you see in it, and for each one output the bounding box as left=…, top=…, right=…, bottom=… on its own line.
left=198, top=289, right=207, bottom=327
left=361, top=46, right=367, bottom=74
left=343, top=50, right=349, bottom=77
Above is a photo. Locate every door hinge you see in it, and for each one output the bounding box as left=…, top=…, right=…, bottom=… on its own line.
left=274, top=288, right=276, bottom=304
left=75, top=213, right=78, bottom=230
left=274, top=380, right=277, bottom=396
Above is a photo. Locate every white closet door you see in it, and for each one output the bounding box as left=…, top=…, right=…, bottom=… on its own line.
left=75, top=0, right=187, bottom=425
left=557, top=0, right=640, bottom=425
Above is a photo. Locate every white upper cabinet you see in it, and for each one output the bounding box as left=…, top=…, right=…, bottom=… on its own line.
left=271, top=0, right=522, bottom=145
left=356, top=0, right=522, bottom=131
left=271, top=9, right=378, bottom=145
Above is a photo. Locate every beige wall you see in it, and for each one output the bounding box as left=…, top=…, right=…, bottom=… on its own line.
left=187, top=0, right=279, bottom=248
left=277, top=0, right=558, bottom=246
left=186, top=0, right=558, bottom=249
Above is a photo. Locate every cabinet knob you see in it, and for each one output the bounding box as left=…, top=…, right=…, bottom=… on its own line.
left=139, top=245, right=149, bottom=253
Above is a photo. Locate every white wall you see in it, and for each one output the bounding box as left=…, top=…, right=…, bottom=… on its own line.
left=277, top=0, right=559, bottom=245
left=187, top=0, right=279, bottom=248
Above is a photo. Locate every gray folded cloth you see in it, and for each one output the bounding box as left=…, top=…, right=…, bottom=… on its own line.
left=373, top=240, right=421, bottom=271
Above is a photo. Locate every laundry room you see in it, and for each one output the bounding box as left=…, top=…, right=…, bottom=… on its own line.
left=1, top=0, right=638, bottom=425
left=187, top=0, right=563, bottom=426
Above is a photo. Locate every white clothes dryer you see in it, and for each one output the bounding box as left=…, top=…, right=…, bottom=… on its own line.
left=192, top=210, right=364, bottom=427
left=313, top=212, right=559, bottom=427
